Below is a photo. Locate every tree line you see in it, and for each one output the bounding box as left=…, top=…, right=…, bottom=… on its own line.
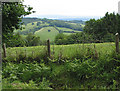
left=84, top=12, right=120, bottom=42
left=6, top=33, right=45, bottom=47
left=55, top=12, right=119, bottom=45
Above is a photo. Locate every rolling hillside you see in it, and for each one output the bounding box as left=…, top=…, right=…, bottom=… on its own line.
left=15, top=18, right=85, bottom=41
left=34, top=27, right=59, bottom=41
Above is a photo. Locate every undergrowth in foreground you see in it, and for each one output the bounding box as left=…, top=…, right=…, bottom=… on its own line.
left=2, top=56, right=120, bottom=89
left=2, top=43, right=120, bottom=89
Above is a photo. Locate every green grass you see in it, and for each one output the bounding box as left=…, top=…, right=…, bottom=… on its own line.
left=68, top=22, right=85, bottom=27
left=63, top=33, right=76, bottom=35
left=57, top=27, right=81, bottom=32
left=5, top=42, right=115, bottom=62
left=14, top=21, right=49, bottom=33
left=57, top=27, right=76, bottom=32
left=34, top=27, right=59, bottom=41
left=56, top=27, right=80, bottom=35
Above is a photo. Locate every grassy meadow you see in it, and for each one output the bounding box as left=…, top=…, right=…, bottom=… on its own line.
left=4, top=42, right=115, bottom=61
left=57, top=27, right=81, bottom=32
left=34, top=27, right=59, bottom=41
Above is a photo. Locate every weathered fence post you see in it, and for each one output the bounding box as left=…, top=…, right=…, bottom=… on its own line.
left=94, top=44, right=98, bottom=59
left=47, top=39, right=50, bottom=57
left=3, top=43, right=6, bottom=58
left=115, top=33, right=119, bottom=53
left=16, top=50, right=18, bottom=57
left=32, top=51, right=34, bottom=57
left=24, top=48, right=26, bottom=58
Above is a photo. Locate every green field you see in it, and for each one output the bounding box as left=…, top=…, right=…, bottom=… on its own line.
left=34, top=27, right=59, bottom=41
left=63, top=32, right=76, bottom=35
left=57, top=27, right=81, bottom=32
left=5, top=42, right=115, bottom=61
left=14, top=18, right=85, bottom=41
left=56, top=27, right=82, bottom=35
left=67, top=22, right=85, bottom=28
left=15, top=22, right=82, bottom=41
left=34, top=26, right=81, bottom=41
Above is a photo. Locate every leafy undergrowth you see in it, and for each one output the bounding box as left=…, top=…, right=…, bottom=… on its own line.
left=2, top=54, right=120, bottom=89
left=2, top=43, right=120, bottom=89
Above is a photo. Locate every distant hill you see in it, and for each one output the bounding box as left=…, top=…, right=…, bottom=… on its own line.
left=35, top=27, right=59, bottom=41
left=21, top=18, right=41, bottom=25
left=30, top=15, right=101, bottom=21
left=21, top=17, right=86, bottom=25
left=15, top=18, right=84, bottom=41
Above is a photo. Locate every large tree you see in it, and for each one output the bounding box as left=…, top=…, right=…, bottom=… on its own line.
left=2, top=1, right=34, bottom=45
left=84, top=12, right=120, bottom=42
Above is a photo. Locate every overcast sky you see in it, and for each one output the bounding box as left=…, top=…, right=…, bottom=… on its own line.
left=23, top=0, right=120, bottom=17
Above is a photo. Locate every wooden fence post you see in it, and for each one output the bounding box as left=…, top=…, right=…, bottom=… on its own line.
left=24, top=48, right=26, bottom=58
left=47, top=39, right=50, bottom=57
left=0, top=44, right=2, bottom=64
left=3, top=43, right=6, bottom=58
left=32, top=51, right=34, bottom=57
left=16, top=50, right=18, bottom=57
left=115, top=33, right=119, bottom=53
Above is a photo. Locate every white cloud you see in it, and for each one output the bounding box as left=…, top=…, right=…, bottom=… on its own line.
left=23, top=0, right=120, bottom=17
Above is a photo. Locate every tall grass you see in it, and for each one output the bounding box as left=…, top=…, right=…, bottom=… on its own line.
left=3, top=43, right=115, bottom=63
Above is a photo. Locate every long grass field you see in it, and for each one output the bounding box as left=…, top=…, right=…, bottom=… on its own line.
left=5, top=42, right=115, bottom=61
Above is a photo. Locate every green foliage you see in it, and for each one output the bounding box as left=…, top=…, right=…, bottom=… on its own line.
left=25, top=33, right=41, bottom=46
left=55, top=33, right=68, bottom=45
left=3, top=43, right=120, bottom=89
left=3, top=62, right=50, bottom=81
left=36, top=22, right=41, bottom=26
left=2, top=2, right=34, bottom=44
left=55, top=32, right=94, bottom=45
left=21, top=18, right=41, bottom=25
left=84, top=12, right=120, bottom=42
left=49, top=20, right=83, bottom=31
left=4, top=33, right=42, bottom=47
left=7, top=32, right=25, bottom=47
left=39, top=78, right=52, bottom=89
left=32, top=22, right=34, bottom=25
left=3, top=79, right=39, bottom=89
left=2, top=62, right=52, bottom=89
left=2, top=55, right=120, bottom=89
